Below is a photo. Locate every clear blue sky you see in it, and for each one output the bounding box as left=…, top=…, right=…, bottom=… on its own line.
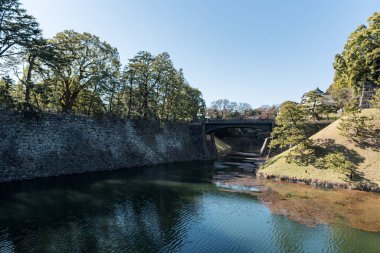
left=21, top=0, right=379, bottom=107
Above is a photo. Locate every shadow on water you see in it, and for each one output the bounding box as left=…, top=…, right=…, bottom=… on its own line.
left=0, top=162, right=216, bottom=253
left=0, top=158, right=380, bottom=253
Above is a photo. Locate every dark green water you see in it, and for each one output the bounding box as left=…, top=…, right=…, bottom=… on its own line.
left=0, top=161, right=379, bottom=253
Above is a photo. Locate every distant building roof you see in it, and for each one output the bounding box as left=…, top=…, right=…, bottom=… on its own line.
left=307, top=87, right=324, bottom=95
left=301, top=87, right=337, bottom=106
left=301, top=87, right=325, bottom=98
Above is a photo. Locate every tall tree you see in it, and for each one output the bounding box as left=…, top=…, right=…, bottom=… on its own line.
left=151, top=52, right=172, bottom=117
left=255, top=105, right=278, bottom=119
left=11, top=38, right=64, bottom=110
left=119, top=65, right=138, bottom=118
left=115, top=52, right=204, bottom=121
left=269, top=101, right=308, bottom=149
left=0, top=75, right=14, bottom=108
left=210, top=99, right=234, bottom=119
left=301, top=90, right=337, bottom=120
left=331, top=12, right=380, bottom=97
left=157, top=60, right=176, bottom=120
left=127, top=51, right=156, bottom=118
left=0, top=0, right=41, bottom=61
left=46, top=30, right=120, bottom=113
left=237, top=102, right=252, bottom=117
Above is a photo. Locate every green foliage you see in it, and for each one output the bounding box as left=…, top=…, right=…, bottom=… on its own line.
left=0, top=76, right=14, bottom=108
left=45, top=30, right=120, bottom=113
left=269, top=101, right=308, bottom=149
left=370, top=88, right=380, bottom=108
left=269, top=100, right=366, bottom=181
left=332, top=12, right=380, bottom=97
left=117, top=52, right=205, bottom=121
left=0, top=0, right=41, bottom=60
left=285, top=139, right=317, bottom=166
left=302, top=90, right=323, bottom=120
left=0, top=3, right=205, bottom=121
left=279, top=137, right=362, bottom=181
left=338, top=110, right=375, bottom=148
left=10, top=38, right=63, bottom=112
left=328, top=87, right=356, bottom=109
left=320, top=153, right=355, bottom=179
left=301, top=90, right=338, bottom=120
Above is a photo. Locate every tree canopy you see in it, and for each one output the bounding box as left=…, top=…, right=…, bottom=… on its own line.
left=207, top=99, right=277, bottom=120
left=0, top=0, right=41, bottom=60
left=0, top=1, right=205, bottom=121
left=45, top=30, right=120, bottom=113
left=331, top=12, right=380, bottom=96
left=269, top=101, right=308, bottom=149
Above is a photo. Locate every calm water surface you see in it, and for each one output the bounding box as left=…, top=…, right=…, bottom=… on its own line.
left=0, top=158, right=379, bottom=253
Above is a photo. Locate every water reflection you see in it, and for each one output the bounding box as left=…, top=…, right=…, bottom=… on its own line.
left=0, top=160, right=379, bottom=252
left=0, top=163, right=213, bottom=252
left=215, top=153, right=380, bottom=233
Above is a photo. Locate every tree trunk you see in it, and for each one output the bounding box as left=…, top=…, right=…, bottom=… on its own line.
left=87, top=84, right=98, bottom=115
left=127, top=86, right=133, bottom=118
left=60, top=83, right=80, bottom=114
left=24, top=54, right=36, bottom=106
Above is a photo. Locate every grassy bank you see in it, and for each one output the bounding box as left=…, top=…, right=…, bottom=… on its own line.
left=260, top=109, right=380, bottom=191
left=214, top=136, right=232, bottom=154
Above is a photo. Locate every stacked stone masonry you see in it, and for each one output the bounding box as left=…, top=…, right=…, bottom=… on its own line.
left=0, top=111, right=217, bottom=182
left=359, top=82, right=378, bottom=108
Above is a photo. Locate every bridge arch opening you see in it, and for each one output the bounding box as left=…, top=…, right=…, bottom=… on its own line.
left=205, top=120, right=274, bottom=155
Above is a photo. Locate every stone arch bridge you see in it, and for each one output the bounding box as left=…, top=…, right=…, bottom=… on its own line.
left=204, top=119, right=332, bottom=156
left=204, top=119, right=274, bottom=134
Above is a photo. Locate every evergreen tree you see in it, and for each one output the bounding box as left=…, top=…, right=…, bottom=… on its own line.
left=0, top=75, right=14, bottom=108
left=0, top=0, right=41, bottom=74
left=46, top=30, right=120, bottom=113
left=331, top=12, right=380, bottom=98
left=269, top=101, right=308, bottom=149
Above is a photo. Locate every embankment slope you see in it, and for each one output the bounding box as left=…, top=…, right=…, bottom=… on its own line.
left=260, top=109, right=380, bottom=191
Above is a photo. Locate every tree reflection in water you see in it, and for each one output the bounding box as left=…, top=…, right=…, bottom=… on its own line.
left=0, top=161, right=380, bottom=253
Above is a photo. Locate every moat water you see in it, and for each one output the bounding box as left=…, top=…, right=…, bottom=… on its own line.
left=0, top=155, right=380, bottom=253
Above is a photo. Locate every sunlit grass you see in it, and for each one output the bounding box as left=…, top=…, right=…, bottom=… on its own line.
left=260, top=109, right=380, bottom=189
left=214, top=137, right=231, bottom=154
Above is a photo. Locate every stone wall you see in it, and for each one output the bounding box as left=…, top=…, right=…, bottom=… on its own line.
left=359, top=82, right=377, bottom=108
left=0, top=111, right=217, bottom=182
